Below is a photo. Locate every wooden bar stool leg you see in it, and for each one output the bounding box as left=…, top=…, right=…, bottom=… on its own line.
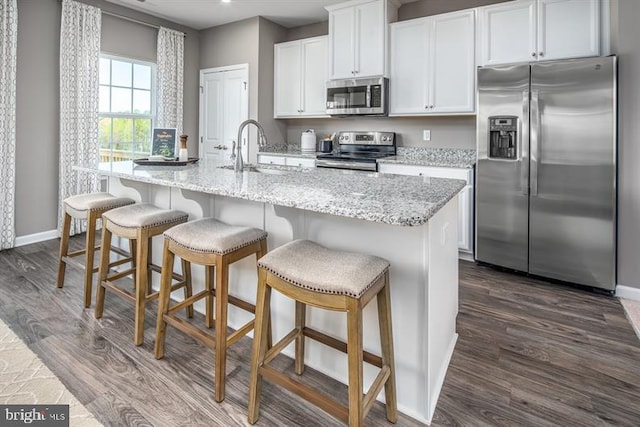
left=347, top=299, right=364, bottom=427
left=205, top=265, right=214, bottom=328
left=95, top=224, right=112, bottom=319
left=155, top=240, right=175, bottom=359
left=182, top=259, right=194, bottom=318
left=295, top=301, right=306, bottom=375
left=248, top=269, right=271, bottom=424
left=214, top=258, right=230, bottom=402
left=134, top=230, right=150, bottom=346
left=56, top=212, right=72, bottom=288
left=377, top=274, right=398, bottom=423
left=146, top=236, right=153, bottom=295
left=82, top=211, right=99, bottom=308
left=257, top=240, right=273, bottom=349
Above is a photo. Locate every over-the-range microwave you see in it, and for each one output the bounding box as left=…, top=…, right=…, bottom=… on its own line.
left=326, top=77, right=388, bottom=116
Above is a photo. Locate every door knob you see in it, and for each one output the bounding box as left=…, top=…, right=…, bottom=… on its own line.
left=531, top=52, right=537, bottom=57
left=539, top=51, right=544, bottom=57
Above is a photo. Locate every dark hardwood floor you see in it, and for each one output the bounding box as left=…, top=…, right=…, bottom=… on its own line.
left=1, top=236, right=640, bottom=426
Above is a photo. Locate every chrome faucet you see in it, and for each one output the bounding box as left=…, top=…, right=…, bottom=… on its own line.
left=234, top=119, right=268, bottom=172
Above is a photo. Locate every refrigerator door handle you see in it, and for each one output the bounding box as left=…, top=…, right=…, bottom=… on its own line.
left=530, top=90, right=540, bottom=197
left=521, top=90, right=529, bottom=196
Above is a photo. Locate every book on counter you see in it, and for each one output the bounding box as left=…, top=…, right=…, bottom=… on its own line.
left=150, top=128, right=177, bottom=159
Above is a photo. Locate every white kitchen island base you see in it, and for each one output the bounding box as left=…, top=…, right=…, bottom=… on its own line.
left=105, top=175, right=459, bottom=424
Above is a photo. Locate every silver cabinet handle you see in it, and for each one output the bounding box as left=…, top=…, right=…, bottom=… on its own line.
left=539, top=51, right=544, bottom=57
left=532, top=52, right=537, bottom=57
left=214, top=144, right=228, bottom=150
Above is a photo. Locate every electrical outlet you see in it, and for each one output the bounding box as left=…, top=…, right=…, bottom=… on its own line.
left=423, top=129, right=431, bottom=141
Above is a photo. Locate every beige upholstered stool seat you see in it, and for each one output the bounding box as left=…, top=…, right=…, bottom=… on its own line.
left=164, top=218, right=268, bottom=255
left=96, top=203, right=190, bottom=346
left=155, top=218, right=268, bottom=403
left=248, top=240, right=397, bottom=427
left=258, top=240, right=389, bottom=298
left=64, top=192, right=135, bottom=219
left=102, top=203, right=189, bottom=230
left=57, top=192, right=135, bottom=308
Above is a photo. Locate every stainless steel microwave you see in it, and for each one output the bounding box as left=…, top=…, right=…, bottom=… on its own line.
left=326, top=77, right=388, bottom=116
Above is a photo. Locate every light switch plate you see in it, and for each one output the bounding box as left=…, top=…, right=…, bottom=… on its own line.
left=423, top=130, right=431, bottom=141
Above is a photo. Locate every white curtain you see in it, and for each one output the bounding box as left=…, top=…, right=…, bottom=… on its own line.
left=156, top=27, right=184, bottom=131
left=59, top=0, right=101, bottom=235
left=0, top=0, right=17, bottom=250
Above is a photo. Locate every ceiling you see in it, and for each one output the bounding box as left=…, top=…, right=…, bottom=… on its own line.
left=104, top=0, right=418, bottom=30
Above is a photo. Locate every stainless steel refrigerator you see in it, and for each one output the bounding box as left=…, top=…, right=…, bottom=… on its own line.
left=475, top=56, right=617, bottom=291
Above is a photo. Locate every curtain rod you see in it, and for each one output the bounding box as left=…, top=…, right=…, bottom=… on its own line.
left=101, top=10, right=187, bottom=37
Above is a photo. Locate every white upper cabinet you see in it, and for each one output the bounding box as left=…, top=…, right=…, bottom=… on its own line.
left=274, top=36, right=328, bottom=118
left=390, top=9, right=475, bottom=115
left=478, top=0, right=601, bottom=66
left=327, top=0, right=398, bottom=80
left=537, top=0, right=600, bottom=61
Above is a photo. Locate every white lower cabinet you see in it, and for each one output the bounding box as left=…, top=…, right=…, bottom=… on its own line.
left=257, top=154, right=286, bottom=166
left=378, top=163, right=474, bottom=254
left=257, top=154, right=316, bottom=168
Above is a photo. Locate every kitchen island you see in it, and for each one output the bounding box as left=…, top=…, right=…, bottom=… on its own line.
left=76, top=159, right=465, bottom=424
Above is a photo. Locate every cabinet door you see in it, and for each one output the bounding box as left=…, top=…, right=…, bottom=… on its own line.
left=478, top=0, right=536, bottom=66
left=355, top=0, right=385, bottom=77
left=429, top=10, right=475, bottom=113
left=286, top=157, right=316, bottom=168
left=300, top=37, right=328, bottom=116
left=328, top=6, right=356, bottom=79
left=389, top=19, right=429, bottom=115
left=537, top=0, right=599, bottom=61
left=274, top=41, right=302, bottom=117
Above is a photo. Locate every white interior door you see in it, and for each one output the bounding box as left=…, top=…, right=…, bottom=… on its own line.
left=199, top=64, right=249, bottom=164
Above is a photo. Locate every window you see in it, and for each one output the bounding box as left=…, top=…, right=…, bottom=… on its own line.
left=99, top=55, right=154, bottom=162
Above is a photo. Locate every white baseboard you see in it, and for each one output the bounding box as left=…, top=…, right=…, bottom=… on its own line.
left=616, top=285, right=640, bottom=301
left=15, top=229, right=59, bottom=247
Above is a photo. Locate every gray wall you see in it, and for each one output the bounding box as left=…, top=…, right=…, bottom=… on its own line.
left=199, top=17, right=288, bottom=162
left=286, top=116, right=476, bottom=148
left=14, top=0, right=199, bottom=236
left=398, top=0, right=512, bottom=20
left=616, top=0, right=640, bottom=289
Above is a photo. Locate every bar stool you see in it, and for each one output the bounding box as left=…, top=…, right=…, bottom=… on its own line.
left=247, top=239, right=397, bottom=427
left=154, top=218, right=268, bottom=402
left=56, top=192, right=135, bottom=307
left=95, top=203, right=190, bottom=346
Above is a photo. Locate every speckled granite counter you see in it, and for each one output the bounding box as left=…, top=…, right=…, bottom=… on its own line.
left=377, top=147, right=476, bottom=169
left=78, top=160, right=465, bottom=227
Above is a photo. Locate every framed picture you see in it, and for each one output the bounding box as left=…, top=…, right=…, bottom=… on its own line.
left=151, top=128, right=177, bottom=158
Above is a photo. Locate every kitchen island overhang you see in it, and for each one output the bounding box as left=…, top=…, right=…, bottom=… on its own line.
left=76, top=160, right=465, bottom=424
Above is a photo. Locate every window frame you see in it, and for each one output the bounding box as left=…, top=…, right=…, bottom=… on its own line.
left=99, top=53, right=156, bottom=162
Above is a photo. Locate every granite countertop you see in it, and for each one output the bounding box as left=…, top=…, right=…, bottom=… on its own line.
left=377, top=147, right=477, bottom=169
left=78, top=160, right=465, bottom=227
left=261, top=147, right=477, bottom=168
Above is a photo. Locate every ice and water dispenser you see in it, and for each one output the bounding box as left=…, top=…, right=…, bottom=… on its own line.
left=488, top=116, right=518, bottom=160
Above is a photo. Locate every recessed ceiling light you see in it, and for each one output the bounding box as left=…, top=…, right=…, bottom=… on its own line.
left=221, top=0, right=230, bottom=3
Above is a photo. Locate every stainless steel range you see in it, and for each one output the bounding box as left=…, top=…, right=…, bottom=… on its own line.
left=315, top=131, right=396, bottom=172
